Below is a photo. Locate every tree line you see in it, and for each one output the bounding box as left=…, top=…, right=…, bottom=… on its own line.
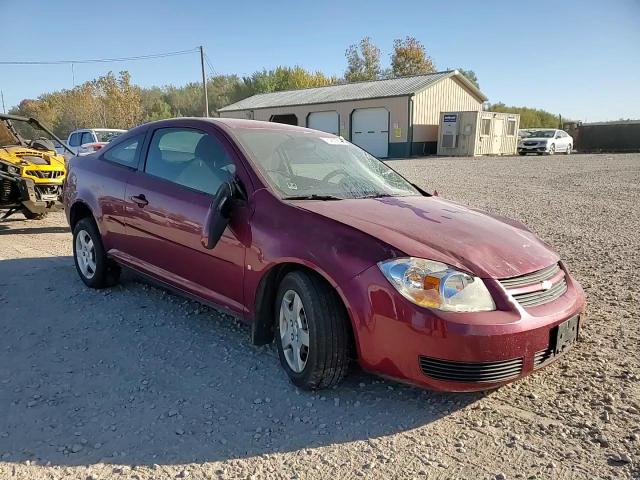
left=9, top=36, right=564, bottom=138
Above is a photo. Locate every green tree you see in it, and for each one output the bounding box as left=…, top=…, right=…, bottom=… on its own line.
left=457, top=68, right=480, bottom=89
left=489, top=103, right=567, bottom=128
left=391, top=36, right=436, bottom=77
left=236, top=66, right=336, bottom=98
left=139, top=87, right=172, bottom=122
left=345, top=37, right=382, bottom=82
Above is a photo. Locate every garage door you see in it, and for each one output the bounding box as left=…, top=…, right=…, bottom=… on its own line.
left=352, top=108, right=389, bottom=158
left=307, top=111, right=339, bottom=135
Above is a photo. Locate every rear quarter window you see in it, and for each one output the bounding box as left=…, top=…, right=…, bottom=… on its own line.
left=102, top=134, right=143, bottom=168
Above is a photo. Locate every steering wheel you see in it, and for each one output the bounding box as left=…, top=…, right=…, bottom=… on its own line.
left=321, top=168, right=350, bottom=184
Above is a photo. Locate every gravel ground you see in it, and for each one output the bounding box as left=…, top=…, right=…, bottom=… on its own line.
left=0, top=153, right=638, bottom=480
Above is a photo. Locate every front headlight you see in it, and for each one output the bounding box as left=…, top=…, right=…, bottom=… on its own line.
left=378, top=257, right=495, bottom=312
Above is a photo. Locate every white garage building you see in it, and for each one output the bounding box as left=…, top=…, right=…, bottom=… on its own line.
left=218, top=70, right=487, bottom=158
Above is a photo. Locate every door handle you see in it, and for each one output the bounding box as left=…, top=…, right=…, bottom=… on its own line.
left=130, top=194, right=148, bottom=207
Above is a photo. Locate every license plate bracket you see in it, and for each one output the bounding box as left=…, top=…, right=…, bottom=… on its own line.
left=554, top=315, right=579, bottom=354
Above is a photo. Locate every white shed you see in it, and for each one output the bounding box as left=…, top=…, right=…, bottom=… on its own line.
left=218, top=70, right=487, bottom=158
left=437, top=111, right=520, bottom=156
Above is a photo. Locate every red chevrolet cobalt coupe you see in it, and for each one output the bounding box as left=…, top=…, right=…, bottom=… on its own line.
left=64, top=118, right=585, bottom=392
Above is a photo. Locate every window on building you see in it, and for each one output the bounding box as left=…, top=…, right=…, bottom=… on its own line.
left=480, top=118, right=491, bottom=136
left=506, top=119, right=517, bottom=136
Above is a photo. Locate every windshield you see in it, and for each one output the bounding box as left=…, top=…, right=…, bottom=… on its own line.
left=525, top=130, right=555, bottom=138
left=95, top=130, right=124, bottom=143
left=235, top=129, right=419, bottom=200
left=0, top=121, right=21, bottom=146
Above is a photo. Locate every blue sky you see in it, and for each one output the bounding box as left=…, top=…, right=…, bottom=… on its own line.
left=2, top=0, right=639, bottom=121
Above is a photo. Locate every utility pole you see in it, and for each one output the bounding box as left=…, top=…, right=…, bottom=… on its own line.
left=199, top=46, right=209, bottom=117
left=0, top=90, right=5, bottom=114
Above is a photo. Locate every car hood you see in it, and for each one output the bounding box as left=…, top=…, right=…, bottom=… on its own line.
left=292, top=195, right=559, bottom=279
left=0, top=145, right=66, bottom=167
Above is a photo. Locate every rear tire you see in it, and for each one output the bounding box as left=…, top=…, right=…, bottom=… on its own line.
left=72, top=217, right=120, bottom=288
left=275, top=271, right=350, bottom=390
left=22, top=209, right=48, bottom=220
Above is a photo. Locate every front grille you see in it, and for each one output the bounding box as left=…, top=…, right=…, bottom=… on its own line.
left=419, top=356, right=523, bottom=383
left=24, top=169, right=64, bottom=179
left=500, top=264, right=560, bottom=288
left=499, top=263, right=568, bottom=308
left=534, top=347, right=554, bottom=367
left=512, top=278, right=568, bottom=307
left=523, top=141, right=538, bottom=146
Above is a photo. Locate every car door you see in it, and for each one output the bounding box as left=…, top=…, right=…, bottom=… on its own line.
left=88, top=132, right=146, bottom=253
left=122, top=125, right=248, bottom=314
left=554, top=131, right=566, bottom=151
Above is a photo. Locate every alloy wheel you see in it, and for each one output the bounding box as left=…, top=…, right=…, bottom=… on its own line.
left=75, top=229, right=96, bottom=279
left=279, top=289, right=310, bottom=373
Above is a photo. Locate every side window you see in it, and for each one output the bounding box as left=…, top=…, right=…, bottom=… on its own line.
left=480, top=118, right=491, bottom=136
left=80, top=132, right=94, bottom=145
left=144, top=128, right=235, bottom=195
left=69, top=133, right=80, bottom=147
left=102, top=134, right=142, bottom=168
left=506, top=119, right=517, bottom=136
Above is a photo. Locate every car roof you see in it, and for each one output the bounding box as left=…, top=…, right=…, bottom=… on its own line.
left=165, top=117, right=335, bottom=137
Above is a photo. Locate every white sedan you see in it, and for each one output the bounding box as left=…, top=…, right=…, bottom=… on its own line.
left=518, top=129, right=573, bottom=155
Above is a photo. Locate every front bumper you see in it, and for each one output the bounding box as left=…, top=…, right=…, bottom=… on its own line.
left=0, top=171, right=63, bottom=213
left=343, top=264, right=586, bottom=392
left=518, top=143, right=549, bottom=154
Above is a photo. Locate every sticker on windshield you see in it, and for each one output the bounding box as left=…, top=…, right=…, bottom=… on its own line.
left=286, top=182, right=298, bottom=190
left=320, top=137, right=347, bottom=145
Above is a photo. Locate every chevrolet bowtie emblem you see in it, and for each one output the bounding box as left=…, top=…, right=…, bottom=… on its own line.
left=541, top=280, right=553, bottom=290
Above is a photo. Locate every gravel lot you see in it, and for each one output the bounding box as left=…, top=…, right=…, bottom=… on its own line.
left=0, top=153, right=638, bottom=480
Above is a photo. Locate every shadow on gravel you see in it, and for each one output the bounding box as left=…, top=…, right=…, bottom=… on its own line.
left=0, top=256, right=482, bottom=467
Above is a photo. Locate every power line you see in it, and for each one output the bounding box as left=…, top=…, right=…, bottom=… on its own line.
left=203, top=52, right=217, bottom=77
left=0, top=48, right=199, bottom=65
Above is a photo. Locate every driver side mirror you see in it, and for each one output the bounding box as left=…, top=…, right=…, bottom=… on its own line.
left=201, top=181, right=234, bottom=250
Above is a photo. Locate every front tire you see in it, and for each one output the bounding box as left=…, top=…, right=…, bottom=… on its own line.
left=72, top=217, right=120, bottom=288
left=548, top=144, right=556, bottom=155
left=275, top=271, right=350, bottom=390
left=566, top=144, right=572, bottom=155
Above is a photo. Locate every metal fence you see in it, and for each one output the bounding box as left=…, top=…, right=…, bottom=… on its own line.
left=573, top=121, right=640, bottom=153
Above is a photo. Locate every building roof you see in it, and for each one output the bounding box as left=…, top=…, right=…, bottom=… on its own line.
left=218, top=70, right=487, bottom=112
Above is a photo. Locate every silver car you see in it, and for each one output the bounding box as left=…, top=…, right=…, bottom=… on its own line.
left=518, top=129, right=573, bottom=155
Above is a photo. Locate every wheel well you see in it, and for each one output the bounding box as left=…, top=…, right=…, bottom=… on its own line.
left=251, top=263, right=357, bottom=358
left=69, top=202, right=94, bottom=230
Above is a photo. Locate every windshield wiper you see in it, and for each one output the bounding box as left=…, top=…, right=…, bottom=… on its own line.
left=356, top=193, right=394, bottom=199
left=283, top=194, right=343, bottom=201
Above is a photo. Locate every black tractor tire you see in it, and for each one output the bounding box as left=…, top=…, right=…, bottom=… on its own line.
left=72, top=217, right=120, bottom=289
left=274, top=271, right=350, bottom=390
